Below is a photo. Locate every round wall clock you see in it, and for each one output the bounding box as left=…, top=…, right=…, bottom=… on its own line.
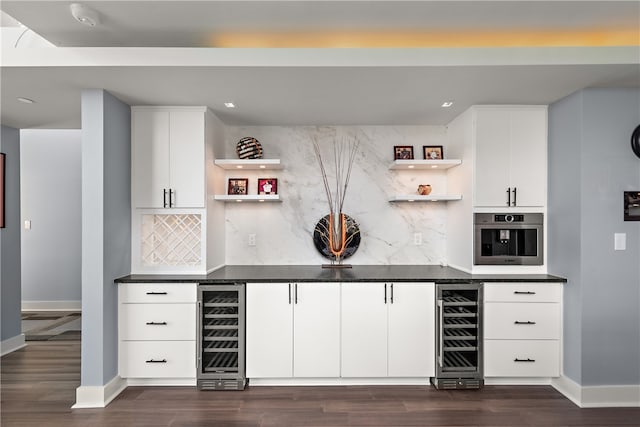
left=632, top=124, right=640, bottom=159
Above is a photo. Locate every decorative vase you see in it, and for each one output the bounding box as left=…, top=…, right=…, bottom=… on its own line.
left=236, top=137, right=263, bottom=159
left=313, top=213, right=361, bottom=266
left=418, top=184, right=432, bottom=195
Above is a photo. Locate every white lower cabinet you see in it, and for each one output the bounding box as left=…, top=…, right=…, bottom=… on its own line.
left=246, top=282, right=340, bottom=378
left=484, top=282, right=562, bottom=378
left=341, top=282, right=435, bottom=378
left=118, top=283, right=197, bottom=381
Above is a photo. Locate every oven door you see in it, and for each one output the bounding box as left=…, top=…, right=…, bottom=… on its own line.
left=474, top=223, right=543, bottom=265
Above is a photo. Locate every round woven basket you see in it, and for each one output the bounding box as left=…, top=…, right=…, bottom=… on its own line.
left=236, top=137, right=264, bottom=159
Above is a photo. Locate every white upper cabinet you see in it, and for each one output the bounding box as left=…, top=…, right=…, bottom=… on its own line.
left=474, top=106, right=547, bottom=208
left=132, top=107, right=206, bottom=209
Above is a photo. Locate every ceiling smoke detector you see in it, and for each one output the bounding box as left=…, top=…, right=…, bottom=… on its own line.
left=70, top=3, right=100, bottom=27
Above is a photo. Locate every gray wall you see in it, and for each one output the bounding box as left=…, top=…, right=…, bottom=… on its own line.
left=549, top=88, right=640, bottom=387
left=81, top=89, right=131, bottom=386
left=20, top=130, right=81, bottom=304
left=0, top=126, right=21, bottom=342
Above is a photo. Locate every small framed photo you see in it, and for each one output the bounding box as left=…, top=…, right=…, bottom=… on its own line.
left=394, top=145, right=414, bottom=160
left=258, top=178, right=278, bottom=195
left=423, top=145, right=444, bottom=160
left=228, top=178, right=248, bottom=195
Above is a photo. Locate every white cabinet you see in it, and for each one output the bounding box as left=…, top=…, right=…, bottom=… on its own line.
left=474, top=106, right=547, bottom=208
left=484, top=282, right=561, bottom=378
left=118, top=283, right=197, bottom=381
left=132, top=107, right=206, bottom=209
left=341, top=282, right=435, bottom=378
left=246, top=282, right=340, bottom=378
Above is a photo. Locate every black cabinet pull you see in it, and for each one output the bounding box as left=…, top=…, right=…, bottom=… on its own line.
left=288, top=283, right=292, bottom=304
left=145, top=359, right=167, bottom=364
left=146, top=291, right=168, bottom=295
left=514, top=321, right=536, bottom=325
left=514, top=358, right=535, bottom=363
left=163, top=189, right=168, bottom=208
left=295, top=283, right=298, bottom=304
left=506, top=188, right=511, bottom=206
left=512, top=187, right=517, bottom=206
left=514, top=291, right=535, bottom=295
left=169, top=189, right=174, bottom=207
left=384, top=284, right=387, bottom=304
left=390, top=283, right=394, bottom=304
left=146, top=321, right=167, bottom=325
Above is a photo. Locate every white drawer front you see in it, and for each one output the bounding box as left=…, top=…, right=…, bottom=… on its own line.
left=485, top=340, right=560, bottom=377
left=119, top=283, right=197, bottom=303
left=120, top=341, right=196, bottom=378
left=484, top=283, right=562, bottom=303
left=485, top=302, right=560, bottom=340
left=120, top=303, right=195, bottom=340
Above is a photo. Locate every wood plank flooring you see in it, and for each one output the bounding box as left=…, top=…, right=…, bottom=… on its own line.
left=2, top=340, right=639, bottom=426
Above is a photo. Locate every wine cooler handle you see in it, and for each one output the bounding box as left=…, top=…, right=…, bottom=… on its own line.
left=437, top=299, right=444, bottom=367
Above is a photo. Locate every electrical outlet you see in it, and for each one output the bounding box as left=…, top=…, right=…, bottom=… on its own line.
left=248, top=234, right=256, bottom=247
left=24, top=220, right=31, bottom=230
left=614, top=233, right=626, bottom=251
left=414, top=232, right=422, bottom=246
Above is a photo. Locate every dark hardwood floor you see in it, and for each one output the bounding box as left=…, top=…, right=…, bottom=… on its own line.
left=2, top=340, right=639, bottom=426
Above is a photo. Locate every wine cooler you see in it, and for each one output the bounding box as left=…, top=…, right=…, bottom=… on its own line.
left=431, top=283, right=484, bottom=389
left=197, top=284, right=246, bottom=390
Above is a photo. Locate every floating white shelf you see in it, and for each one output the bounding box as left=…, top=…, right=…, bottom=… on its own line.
left=214, top=159, right=283, bottom=170
left=389, top=195, right=462, bottom=203
left=389, top=159, right=462, bottom=170
left=214, top=194, right=281, bottom=203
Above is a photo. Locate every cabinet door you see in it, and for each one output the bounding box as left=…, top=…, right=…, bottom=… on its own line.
left=387, top=283, right=435, bottom=377
left=293, top=282, right=341, bottom=378
left=341, top=283, right=388, bottom=377
left=474, top=108, right=511, bottom=207
left=132, top=110, right=170, bottom=208
left=508, top=108, right=547, bottom=207
left=246, top=283, right=293, bottom=378
left=169, top=111, right=205, bottom=208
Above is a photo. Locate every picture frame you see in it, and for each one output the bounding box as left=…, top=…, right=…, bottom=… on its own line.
left=0, top=153, right=5, bottom=228
left=228, top=178, right=248, bottom=195
left=258, top=178, right=278, bottom=195
left=423, top=145, right=444, bottom=160
left=394, top=145, right=414, bottom=160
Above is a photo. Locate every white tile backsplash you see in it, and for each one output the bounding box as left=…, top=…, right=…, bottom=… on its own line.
left=223, top=126, right=450, bottom=265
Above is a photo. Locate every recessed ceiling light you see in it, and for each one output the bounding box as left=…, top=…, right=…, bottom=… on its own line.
left=70, top=3, right=100, bottom=27
left=259, top=165, right=266, bottom=169
left=17, top=97, right=35, bottom=104
left=441, top=101, right=454, bottom=108
left=236, top=165, right=243, bottom=169
left=224, top=102, right=236, bottom=108
left=431, top=165, right=438, bottom=168
left=408, top=165, right=415, bottom=169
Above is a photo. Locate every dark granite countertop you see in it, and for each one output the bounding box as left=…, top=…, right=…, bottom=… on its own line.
left=115, top=265, right=566, bottom=284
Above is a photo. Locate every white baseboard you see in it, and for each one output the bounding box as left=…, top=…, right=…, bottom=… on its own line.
left=22, top=300, right=81, bottom=311
left=126, top=378, right=196, bottom=386
left=72, top=375, right=127, bottom=409
left=552, top=375, right=640, bottom=408
left=249, top=378, right=431, bottom=386
left=485, top=377, right=552, bottom=386
left=1, top=334, right=26, bottom=356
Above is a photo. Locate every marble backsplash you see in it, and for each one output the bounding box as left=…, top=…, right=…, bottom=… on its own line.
left=222, top=126, right=451, bottom=265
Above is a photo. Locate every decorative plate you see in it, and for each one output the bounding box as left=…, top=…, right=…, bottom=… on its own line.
left=631, top=125, right=640, bottom=159
left=313, top=213, right=361, bottom=260
left=236, top=137, right=263, bottom=159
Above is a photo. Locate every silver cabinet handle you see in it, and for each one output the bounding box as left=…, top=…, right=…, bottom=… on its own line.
left=437, top=299, right=444, bottom=367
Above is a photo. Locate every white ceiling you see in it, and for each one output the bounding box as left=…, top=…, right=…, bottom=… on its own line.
left=1, top=1, right=639, bottom=129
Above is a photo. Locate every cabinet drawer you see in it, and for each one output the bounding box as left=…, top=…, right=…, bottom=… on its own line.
left=485, top=302, right=560, bottom=339
left=119, top=283, right=197, bottom=303
left=120, top=303, right=195, bottom=340
left=484, top=283, right=561, bottom=303
left=120, top=341, right=196, bottom=378
left=485, top=340, right=559, bottom=377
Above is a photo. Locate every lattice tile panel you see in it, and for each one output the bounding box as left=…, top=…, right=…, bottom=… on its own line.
left=141, top=214, right=202, bottom=266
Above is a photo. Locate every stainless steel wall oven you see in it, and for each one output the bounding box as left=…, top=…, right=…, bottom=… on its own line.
left=431, top=283, right=483, bottom=389
left=197, top=283, right=246, bottom=390
left=474, top=213, right=543, bottom=265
